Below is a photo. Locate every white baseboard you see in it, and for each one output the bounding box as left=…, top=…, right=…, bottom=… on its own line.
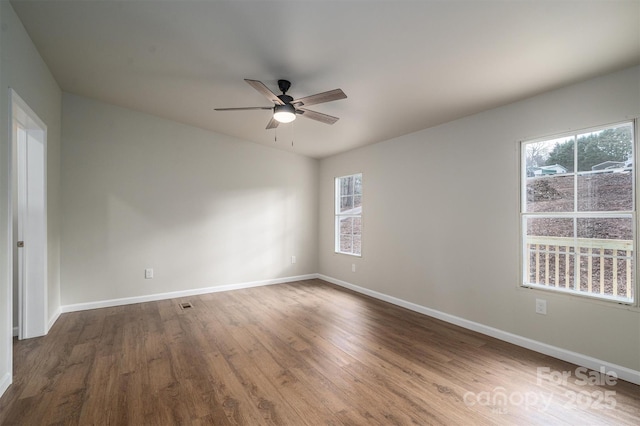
left=12, top=307, right=62, bottom=338
left=60, top=274, right=318, bottom=314
left=47, top=307, right=61, bottom=333
left=0, top=372, right=11, bottom=398
left=318, top=274, right=640, bottom=386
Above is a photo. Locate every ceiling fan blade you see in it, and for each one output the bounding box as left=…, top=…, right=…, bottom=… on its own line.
left=245, top=79, right=284, bottom=105
left=214, top=107, right=272, bottom=111
left=292, top=89, right=346, bottom=107
left=266, top=116, right=279, bottom=129
left=297, top=108, right=339, bottom=125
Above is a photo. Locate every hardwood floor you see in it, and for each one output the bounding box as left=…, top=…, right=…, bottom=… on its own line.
left=1, top=279, right=638, bottom=425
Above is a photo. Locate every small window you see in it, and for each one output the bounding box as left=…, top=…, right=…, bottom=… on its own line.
left=335, top=173, right=362, bottom=256
left=521, top=121, right=636, bottom=303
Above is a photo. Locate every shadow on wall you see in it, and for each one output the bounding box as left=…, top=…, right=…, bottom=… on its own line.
left=61, top=95, right=314, bottom=303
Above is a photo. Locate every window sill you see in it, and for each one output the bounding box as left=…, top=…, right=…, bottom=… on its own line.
left=335, top=251, right=362, bottom=258
left=519, top=284, right=639, bottom=311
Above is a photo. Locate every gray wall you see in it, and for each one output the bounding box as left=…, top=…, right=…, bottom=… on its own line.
left=60, top=94, right=318, bottom=305
left=0, top=1, right=62, bottom=392
left=319, top=66, right=640, bottom=371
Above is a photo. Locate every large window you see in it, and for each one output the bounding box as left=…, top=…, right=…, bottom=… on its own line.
left=335, top=173, right=362, bottom=256
left=521, top=121, right=636, bottom=303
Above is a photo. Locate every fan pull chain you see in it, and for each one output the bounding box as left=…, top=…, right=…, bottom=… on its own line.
left=274, top=127, right=277, bottom=143
left=291, top=122, right=295, bottom=148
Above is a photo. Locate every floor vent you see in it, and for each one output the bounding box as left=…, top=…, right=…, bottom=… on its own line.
left=179, top=302, right=193, bottom=310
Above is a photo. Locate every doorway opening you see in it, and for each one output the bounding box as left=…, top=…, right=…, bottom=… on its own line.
left=10, top=89, right=48, bottom=340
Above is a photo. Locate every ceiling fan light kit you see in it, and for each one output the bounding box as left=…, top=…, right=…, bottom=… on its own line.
left=215, top=79, right=346, bottom=129
left=273, top=103, right=297, bottom=123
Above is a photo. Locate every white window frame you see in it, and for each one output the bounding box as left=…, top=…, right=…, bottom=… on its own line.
left=520, top=120, right=637, bottom=305
left=335, top=173, right=362, bottom=256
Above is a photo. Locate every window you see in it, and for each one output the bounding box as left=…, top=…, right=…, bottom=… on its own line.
left=335, top=173, right=362, bottom=256
left=521, top=121, right=636, bottom=303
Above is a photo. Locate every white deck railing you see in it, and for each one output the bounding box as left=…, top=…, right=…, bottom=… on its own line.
left=525, top=236, right=633, bottom=299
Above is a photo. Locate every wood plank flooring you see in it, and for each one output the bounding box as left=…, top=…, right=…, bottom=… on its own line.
left=0, top=279, right=638, bottom=425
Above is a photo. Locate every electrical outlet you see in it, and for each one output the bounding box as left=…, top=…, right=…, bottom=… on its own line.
left=352, top=263, right=356, bottom=272
left=291, top=255, right=296, bottom=264
left=535, top=298, right=547, bottom=315
left=145, top=268, right=154, bottom=279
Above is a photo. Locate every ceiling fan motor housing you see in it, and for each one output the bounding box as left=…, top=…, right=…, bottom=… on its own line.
left=278, top=94, right=293, bottom=104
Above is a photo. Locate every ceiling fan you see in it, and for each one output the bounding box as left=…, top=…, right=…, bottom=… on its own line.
left=215, top=79, right=347, bottom=129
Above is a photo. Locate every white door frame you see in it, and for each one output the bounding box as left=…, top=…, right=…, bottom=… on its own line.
left=10, top=89, right=48, bottom=339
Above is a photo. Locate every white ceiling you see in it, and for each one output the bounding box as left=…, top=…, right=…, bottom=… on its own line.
left=11, top=0, right=640, bottom=159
